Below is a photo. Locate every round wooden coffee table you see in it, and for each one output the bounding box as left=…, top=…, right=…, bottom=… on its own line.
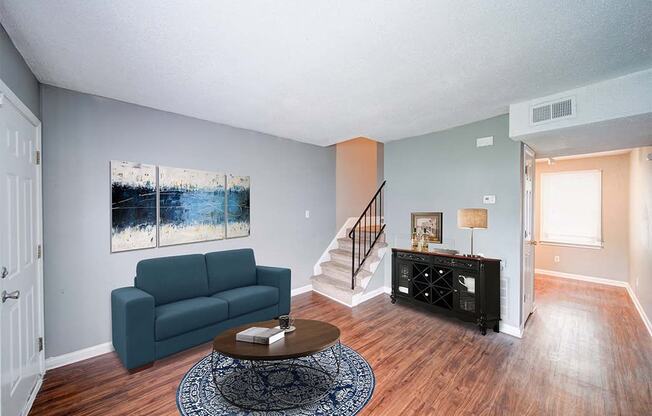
left=211, top=319, right=341, bottom=411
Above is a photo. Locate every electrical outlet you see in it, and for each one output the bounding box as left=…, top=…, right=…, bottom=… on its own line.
left=483, top=195, right=496, bottom=204
left=305, top=210, right=310, bottom=219
left=554, top=256, right=560, bottom=263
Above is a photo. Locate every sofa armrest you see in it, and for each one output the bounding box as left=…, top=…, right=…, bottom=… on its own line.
left=111, top=287, right=156, bottom=370
left=256, top=266, right=291, bottom=315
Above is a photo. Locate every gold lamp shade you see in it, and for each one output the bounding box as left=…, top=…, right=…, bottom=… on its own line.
left=457, top=208, right=488, bottom=229
left=457, top=208, right=488, bottom=256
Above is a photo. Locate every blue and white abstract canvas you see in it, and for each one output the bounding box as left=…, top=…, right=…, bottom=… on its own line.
left=158, top=167, right=226, bottom=246
left=226, top=175, right=250, bottom=238
left=110, top=161, right=157, bottom=252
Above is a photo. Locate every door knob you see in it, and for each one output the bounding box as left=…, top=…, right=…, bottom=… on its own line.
left=1, top=290, right=19, bottom=303
left=1, top=266, right=7, bottom=279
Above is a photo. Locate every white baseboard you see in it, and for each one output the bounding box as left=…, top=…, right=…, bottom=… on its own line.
left=291, top=284, right=313, bottom=297
left=311, top=287, right=356, bottom=308
left=46, top=277, right=649, bottom=374
left=499, top=323, right=523, bottom=338
left=384, top=285, right=522, bottom=338
left=45, top=285, right=314, bottom=372
left=536, top=268, right=651, bottom=337
left=45, top=342, right=114, bottom=370
left=23, top=376, right=43, bottom=416
left=352, top=286, right=388, bottom=306
left=312, top=286, right=390, bottom=308
left=535, top=268, right=628, bottom=287
left=626, top=285, right=652, bottom=337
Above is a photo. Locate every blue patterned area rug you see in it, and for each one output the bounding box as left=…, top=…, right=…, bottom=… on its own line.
left=176, top=344, right=375, bottom=415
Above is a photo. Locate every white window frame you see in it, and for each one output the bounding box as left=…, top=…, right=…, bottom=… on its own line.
left=539, top=169, right=603, bottom=248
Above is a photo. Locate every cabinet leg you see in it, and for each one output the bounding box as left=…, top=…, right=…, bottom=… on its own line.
left=478, top=313, right=487, bottom=335
left=390, top=294, right=396, bottom=304
left=493, top=323, right=499, bottom=333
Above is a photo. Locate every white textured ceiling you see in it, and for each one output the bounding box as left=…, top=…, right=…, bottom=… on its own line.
left=1, top=1, right=651, bottom=146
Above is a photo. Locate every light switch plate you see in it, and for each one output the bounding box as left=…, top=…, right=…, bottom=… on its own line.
left=476, top=136, right=494, bottom=147
left=305, top=210, right=310, bottom=219
left=483, top=195, right=496, bottom=204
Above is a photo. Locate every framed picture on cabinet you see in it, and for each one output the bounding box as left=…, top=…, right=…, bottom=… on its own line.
left=411, top=212, right=443, bottom=243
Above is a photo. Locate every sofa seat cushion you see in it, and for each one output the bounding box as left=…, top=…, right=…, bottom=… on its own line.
left=212, top=285, right=279, bottom=318
left=155, top=297, right=228, bottom=341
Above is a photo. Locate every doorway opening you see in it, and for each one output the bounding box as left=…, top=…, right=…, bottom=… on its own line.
left=523, top=146, right=652, bottom=336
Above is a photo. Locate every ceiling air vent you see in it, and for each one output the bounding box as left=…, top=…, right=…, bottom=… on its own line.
left=532, top=104, right=551, bottom=123
left=530, top=97, right=575, bottom=125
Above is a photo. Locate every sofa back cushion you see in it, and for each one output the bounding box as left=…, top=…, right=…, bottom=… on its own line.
left=205, top=249, right=257, bottom=293
left=135, top=254, right=208, bottom=306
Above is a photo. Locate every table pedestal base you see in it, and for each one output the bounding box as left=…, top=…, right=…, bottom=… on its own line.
left=211, top=341, right=341, bottom=411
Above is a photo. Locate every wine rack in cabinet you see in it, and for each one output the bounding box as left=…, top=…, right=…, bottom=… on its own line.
left=391, top=248, right=501, bottom=335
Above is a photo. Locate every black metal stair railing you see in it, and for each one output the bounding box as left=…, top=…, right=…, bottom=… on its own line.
left=348, top=180, right=386, bottom=290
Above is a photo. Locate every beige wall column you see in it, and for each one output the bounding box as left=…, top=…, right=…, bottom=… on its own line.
left=629, top=146, right=652, bottom=322
left=335, top=137, right=382, bottom=229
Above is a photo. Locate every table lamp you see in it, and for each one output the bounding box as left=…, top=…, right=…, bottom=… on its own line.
left=457, top=208, right=488, bottom=257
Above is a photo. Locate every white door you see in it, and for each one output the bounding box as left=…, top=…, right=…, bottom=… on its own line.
left=521, top=144, right=536, bottom=325
left=0, top=80, right=44, bottom=416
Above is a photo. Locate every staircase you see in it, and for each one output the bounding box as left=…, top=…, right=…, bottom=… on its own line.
left=311, top=181, right=387, bottom=306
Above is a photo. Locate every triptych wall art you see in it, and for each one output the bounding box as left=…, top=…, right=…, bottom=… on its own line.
left=110, top=161, right=250, bottom=253
left=110, top=161, right=158, bottom=252
left=159, top=167, right=226, bottom=246
left=226, top=174, right=251, bottom=238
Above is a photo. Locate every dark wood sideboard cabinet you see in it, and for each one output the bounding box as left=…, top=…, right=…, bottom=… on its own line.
left=391, top=248, right=501, bottom=335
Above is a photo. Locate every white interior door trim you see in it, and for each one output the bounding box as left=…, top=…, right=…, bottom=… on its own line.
left=0, top=76, right=44, bottom=416
left=0, top=80, right=40, bottom=128
left=520, top=143, right=536, bottom=329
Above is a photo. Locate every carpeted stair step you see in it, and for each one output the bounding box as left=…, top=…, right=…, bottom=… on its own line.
left=317, top=268, right=369, bottom=287
left=311, top=274, right=363, bottom=305
left=345, top=225, right=385, bottom=237
left=320, top=260, right=372, bottom=283
left=328, top=248, right=381, bottom=267
left=336, top=236, right=386, bottom=252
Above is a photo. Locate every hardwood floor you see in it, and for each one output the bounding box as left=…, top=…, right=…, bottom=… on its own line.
left=30, top=275, right=652, bottom=415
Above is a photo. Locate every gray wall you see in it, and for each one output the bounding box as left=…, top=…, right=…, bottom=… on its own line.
left=0, top=22, right=40, bottom=118
left=41, top=86, right=336, bottom=358
left=383, top=115, right=522, bottom=328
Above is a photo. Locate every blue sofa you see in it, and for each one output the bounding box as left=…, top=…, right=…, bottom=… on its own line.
left=111, top=248, right=290, bottom=369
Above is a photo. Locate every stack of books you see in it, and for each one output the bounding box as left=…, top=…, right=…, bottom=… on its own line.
left=236, top=327, right=285, bottom=344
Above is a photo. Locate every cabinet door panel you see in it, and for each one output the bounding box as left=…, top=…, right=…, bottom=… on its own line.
left=454, top=271, right=478, bottom=317
left=395, top=260, right=412, bottom=296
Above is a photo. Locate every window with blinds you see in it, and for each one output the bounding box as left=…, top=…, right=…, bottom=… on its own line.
left=540, top=170, right=602, bottom=247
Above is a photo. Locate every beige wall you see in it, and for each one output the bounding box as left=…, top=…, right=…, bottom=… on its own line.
left=534, top=153, right=630, bottom=281
left=336, top=137, right=382, bottom=228
left=629, top=147, right=652, bottom=322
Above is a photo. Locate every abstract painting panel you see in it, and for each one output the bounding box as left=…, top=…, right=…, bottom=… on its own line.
left=111, top=161, right=157, bottom=252
left=159, top=167, right=225, bottom=246
left=226, top=175, right=250, bottom=238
